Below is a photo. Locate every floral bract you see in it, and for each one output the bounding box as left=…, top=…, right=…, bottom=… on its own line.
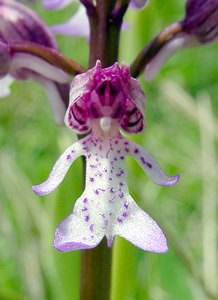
left=33, top=61, right=180, bottom=253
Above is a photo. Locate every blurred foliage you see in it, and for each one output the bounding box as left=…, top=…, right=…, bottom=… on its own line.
left=0, top=1, right=218, bottom=300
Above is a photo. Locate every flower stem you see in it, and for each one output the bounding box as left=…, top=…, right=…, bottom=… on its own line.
left=80, top=240, right=112, bottom=300
left=78, top=1, right=128, bottom=299
left=130, top=23, right=183, bottom=78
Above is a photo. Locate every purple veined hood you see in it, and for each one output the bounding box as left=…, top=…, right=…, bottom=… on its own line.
left=65, top=61, right=146, bottom=135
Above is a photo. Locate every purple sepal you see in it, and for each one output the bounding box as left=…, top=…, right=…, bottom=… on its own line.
left=43, top=0, right=73, bottom=11
left=130, top=0, right=149, bottom=10
left=51, top=5, right=89, bottom=39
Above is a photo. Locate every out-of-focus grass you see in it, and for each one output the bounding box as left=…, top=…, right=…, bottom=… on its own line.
left=0, top=1, right=217, bottom=300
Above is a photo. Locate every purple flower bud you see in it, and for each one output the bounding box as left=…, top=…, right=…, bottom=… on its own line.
left=183, top=0, right=218, bottom=44
left=0, top=0, right=57, bottom=47
left=0, top=0, right=69, bottom=123
left=65, top=61, right=146, bottom=134
left=144, top=0, right=218, bottom=80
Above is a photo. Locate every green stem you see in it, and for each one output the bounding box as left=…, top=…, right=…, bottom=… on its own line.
left=80, top=240, right=112, bottom=300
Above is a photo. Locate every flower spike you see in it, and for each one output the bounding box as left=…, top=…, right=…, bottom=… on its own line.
left=33, top=62, right=179, bottom=253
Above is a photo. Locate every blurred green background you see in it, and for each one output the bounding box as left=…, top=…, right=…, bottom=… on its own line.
left=0, top=1, right=217, bottom=299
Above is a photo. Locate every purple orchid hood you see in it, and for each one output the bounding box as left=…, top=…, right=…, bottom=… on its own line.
left=144, top=0, right=218, bottom=81
left=33, top=61, right=180, bottom=253
left=65, top=61, right=145, bottom=134
left=0, top=0, right=69, bottom=123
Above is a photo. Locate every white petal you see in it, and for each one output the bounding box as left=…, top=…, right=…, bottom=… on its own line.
left=114, top=195, right=168, bottom=253
left=43, top=0, right=75, bottom=10
left=37, top=77, right=66, bottom=124
left=54, top=203, right=104, bottom=252
left=51, top=6, right=89, bottom=38
left=128, top=140, right=180, bottom=186
left=0, top=75, right=14, bottom=98
left=145, top=34, right=194, bottom=81
left=32, top=137, right=87, bottom=195
left=10, top=53, right=69, bottom=83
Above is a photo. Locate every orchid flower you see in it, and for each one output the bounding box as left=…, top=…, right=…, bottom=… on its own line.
left=144, top=0, right=218, bottom=80
left=0, top=0, right=70, bottom=123
left=33, top=61, right=179, bottom=252
left=42, top=0, right=149, bottom=39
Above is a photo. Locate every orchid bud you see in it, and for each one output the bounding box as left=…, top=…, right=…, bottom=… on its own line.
left=183, top=0, right=218, bottom=44
left=144, top=0, right=218, bottom=81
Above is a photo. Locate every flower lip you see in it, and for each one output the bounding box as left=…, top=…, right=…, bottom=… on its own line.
left=65, top=61, right=146, bottom=135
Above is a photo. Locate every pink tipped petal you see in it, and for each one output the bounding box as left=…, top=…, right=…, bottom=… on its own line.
left=129, top=140, right=180, bottom=186
left=0, top=75, right=14, bottom=98
left=54, top=212, right=104, bottom=252
left=43, top=0, right=74, bottom=10
left=144, top=34, right=194, bottom=81
left=130, top=0, right=149, bottom=9
left=10, top=53, right=69, bottom=83
left=32, top=139, right=86, bottom=196
left=114, top=196, right=167, bottom=253
left=51, top=6, right=89, bottom=38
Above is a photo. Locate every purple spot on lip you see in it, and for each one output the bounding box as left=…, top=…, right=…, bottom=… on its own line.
left=119, top=182, right=124, bottom=186
left=124, top=203, right=128, bottom=209
left=110, top=188, right=115, bottom=193
left=67, top=154, right=71, bottom=160
left=90, top=224, right=94, bottom=231
left=85, top=215, right=90, bottom=222
left=119, top=192, right=124, bottom=199
left=90, top=177, right=94, bottom=182
left=117, top=218, right=123, bottom=223
left=83, top=198, right=88, bottom=203
left=122, top=212, right=128, bottom=217
left=125, top=147, right=129, bottom=153
left=120, top=156, right=124, bottom=160
left=82, top=207, right=88, bottom=211
left=116, top=170, right=124, bottom=177
left=90, top=164, right=97, bottom=168
left=140, top=157, right=152, bottom=168
left=134, top=148, right=139, bottom=154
